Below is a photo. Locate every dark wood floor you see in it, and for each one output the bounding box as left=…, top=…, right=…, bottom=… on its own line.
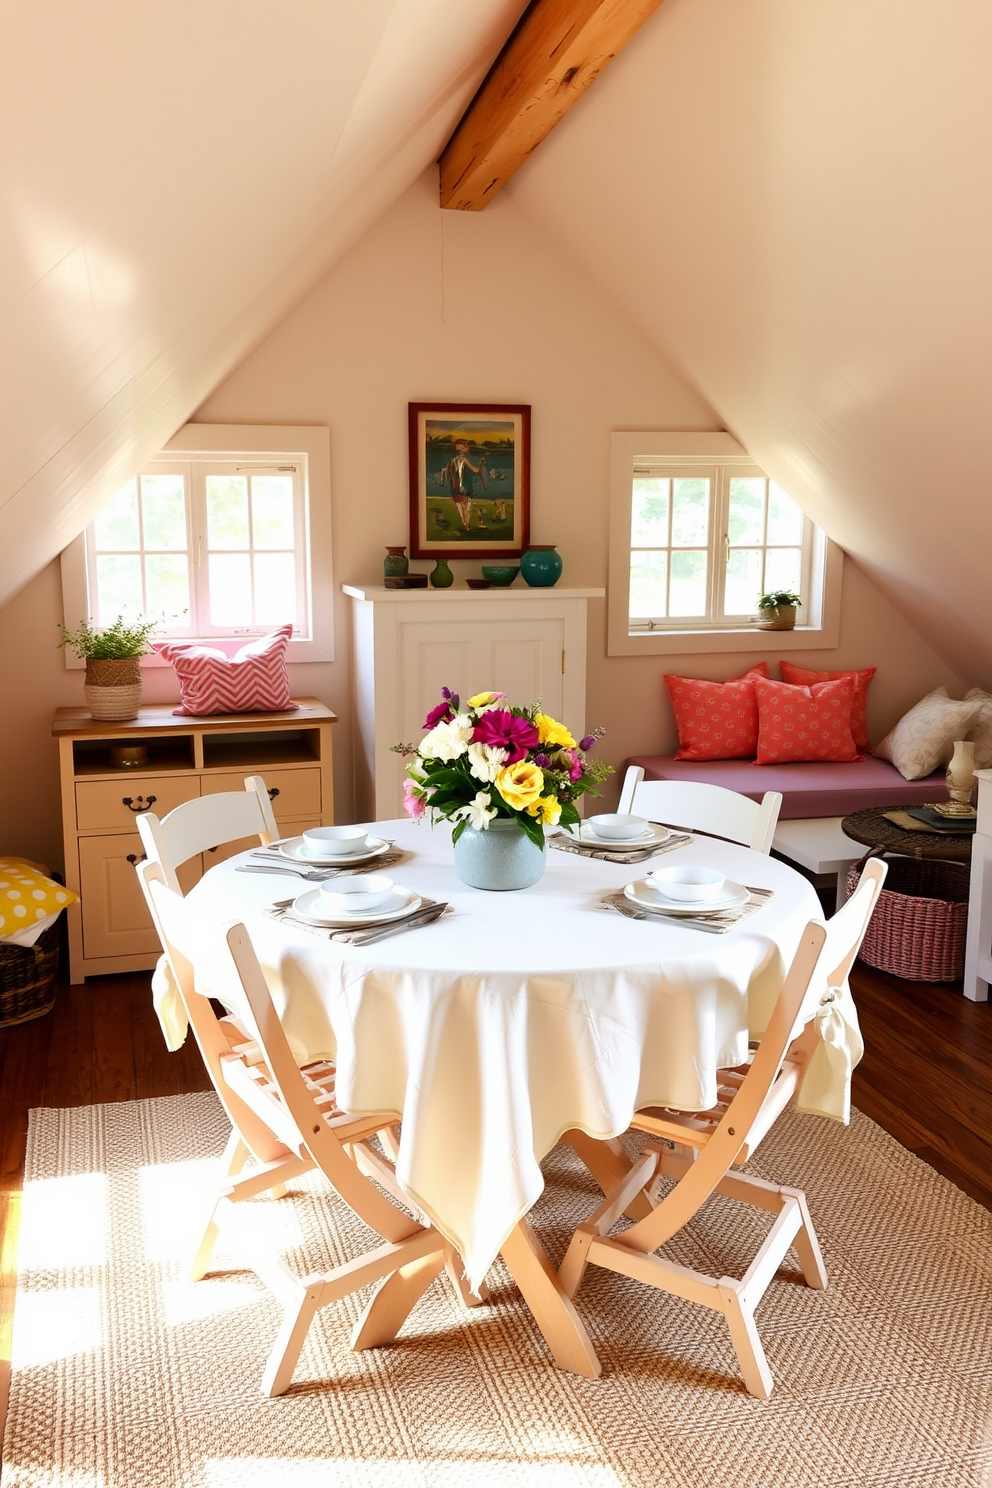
left=1, top=959, right=990, bottom=1434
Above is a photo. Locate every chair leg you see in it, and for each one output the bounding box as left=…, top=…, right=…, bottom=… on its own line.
left=444, top=1242, right=491, bottom=1308
left=501, top=1219, right=601, bottom=1380
left=351, top=1249, right=446, bottom=1350
left=718, top=1280, right=774, bottom=1399
left=787, top=1187, right=828, bottom=1290
left=261, top=1279, right=324, bottom=1397
left=189, top=1131, right=249, bottom=1281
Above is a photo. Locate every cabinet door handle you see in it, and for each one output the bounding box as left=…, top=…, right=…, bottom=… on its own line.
left=125, top=852, right=147, bottom=866
left=267, top=787, right=280, bottom=800
left=121, top=795, right=157, bottom=813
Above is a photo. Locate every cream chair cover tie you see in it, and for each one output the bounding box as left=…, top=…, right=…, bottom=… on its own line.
left=794, top=983, right=864, bottom=1124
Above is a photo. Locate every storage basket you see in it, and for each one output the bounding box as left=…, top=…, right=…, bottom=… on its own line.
left=846, top=852, right=970, bottom=982
left=0, top=918, right=61, bottom=1026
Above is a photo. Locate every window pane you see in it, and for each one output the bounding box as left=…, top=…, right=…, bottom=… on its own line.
left=208, top=554, right=252, bottom=625
left=141, top=474, right=187, bottom=551
left=253, top=554, right=296, bottom=626
left=669, top=550, right=708, bottom=616
left=728, top=478, right=765, bottom=545
left=631, top=478, right=669, bottom=546
left=145, top=554, right=189, bottom=624
left=94, top=480, right=139, bottom=551
left=251, top=476, right=294, bottom=550
left=629, top=551, right=668, bottom=619
left=206, top=475, right=249, bottom=549
left=764, top=547, right=802, bottom=595
left=96, top=554, right=143, bottom=623
left=767, top=483, right=804, bottom=545
left=724, top=548, right=763, bottom=615
left=671, top=479, right=709, bottom=546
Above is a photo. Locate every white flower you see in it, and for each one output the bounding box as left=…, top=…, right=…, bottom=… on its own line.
left=453, top=791, right=499, bottom=830
left=419, top=714, right=473, bottom=761
left=466, top=742, right=508, bottom=783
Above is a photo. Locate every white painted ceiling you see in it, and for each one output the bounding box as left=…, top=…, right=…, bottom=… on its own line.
left=0, top=0, right=526, bottom=605
left=508, top=0, right=992, bottom=682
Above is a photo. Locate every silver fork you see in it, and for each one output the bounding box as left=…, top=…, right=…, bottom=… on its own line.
left=236, top=863, right=337, bottom=883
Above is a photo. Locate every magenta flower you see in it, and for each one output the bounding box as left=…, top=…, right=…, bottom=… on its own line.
left=403, top=779, right=427, bottom=818
left=471, top=709, right=538, bottom=765
left=564, top=750, right=583, bottom=782
left=423, top=700, right=453, bottom=730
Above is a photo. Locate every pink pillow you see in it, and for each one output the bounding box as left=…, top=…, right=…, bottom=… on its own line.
left=754, top=676, right=859, bottom=765
left=779, top=660, right=876, bottom=752
left=154, top=625, right=297, bottom=716
left=665, top=664, right=770, bottom=761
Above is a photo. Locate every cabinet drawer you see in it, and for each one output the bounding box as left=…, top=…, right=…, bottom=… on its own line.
left=75, top=776, right=200, bottom=832
left=201, top=768, right=321, bottom=819
left=78, top=834, right=200, bottom=960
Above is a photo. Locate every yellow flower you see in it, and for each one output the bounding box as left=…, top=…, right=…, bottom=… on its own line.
left=468, top=691, right=500, bottom=708
left=526, top=794, right=562, bottom=825
left=534, top=712, right=576, bottom=749
left=495, top=760, right=544, bottom=811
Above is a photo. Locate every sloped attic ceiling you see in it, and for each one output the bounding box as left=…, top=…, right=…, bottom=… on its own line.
left=508, top=0, right=992, bottom=684
left=0, top=0, right=526, bottom=607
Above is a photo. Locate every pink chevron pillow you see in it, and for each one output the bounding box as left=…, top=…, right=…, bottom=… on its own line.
left=154, top=625, right=297, bottom=716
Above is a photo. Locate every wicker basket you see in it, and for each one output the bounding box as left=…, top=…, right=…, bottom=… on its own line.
left=846, top=853, right=970, bottom=982
left=0, top=918, right=61, bottom=1026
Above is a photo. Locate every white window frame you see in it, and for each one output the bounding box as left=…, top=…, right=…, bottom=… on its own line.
left=61, top=424, right=333, bottom=668
left=608, top=432, right=842, bottom=657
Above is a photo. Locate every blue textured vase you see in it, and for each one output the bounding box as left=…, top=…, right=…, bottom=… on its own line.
left=453, top=818, right=546, bottom=890
left=520, top=544, right=563, bottom=587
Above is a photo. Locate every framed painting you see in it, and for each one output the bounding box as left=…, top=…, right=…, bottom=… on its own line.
left=408, top=402, right=531, bottom=560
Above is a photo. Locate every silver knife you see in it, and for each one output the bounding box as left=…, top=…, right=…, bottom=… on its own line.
left=339, top=903, right=449, bottom=946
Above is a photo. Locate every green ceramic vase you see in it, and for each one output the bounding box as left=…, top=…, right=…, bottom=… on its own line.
left=520, top=545, right=563, bottom=587
left=430, top=559, right=454, bottom=588
left=452, top=818, right=546, bottom=890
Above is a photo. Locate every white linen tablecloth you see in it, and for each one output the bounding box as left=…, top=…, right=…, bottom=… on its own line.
left=185, top=817, right=823, bottom=1288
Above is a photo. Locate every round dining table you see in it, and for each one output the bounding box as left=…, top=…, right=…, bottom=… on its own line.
left=186, top=816, right=821, bottom=1316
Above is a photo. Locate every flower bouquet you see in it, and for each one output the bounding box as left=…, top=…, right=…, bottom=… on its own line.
left=394, top=689, right=611, bottom=863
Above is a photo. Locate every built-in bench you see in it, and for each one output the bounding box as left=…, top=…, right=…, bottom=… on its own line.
left=624, top=755, right=949, bottom=910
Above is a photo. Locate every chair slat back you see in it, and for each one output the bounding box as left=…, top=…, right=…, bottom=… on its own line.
left=137, top=774, right=277, bottom=892
left=618, top=766, right=782, bottom=854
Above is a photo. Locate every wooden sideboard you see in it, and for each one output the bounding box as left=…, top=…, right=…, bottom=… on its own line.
left=53, top=699, right=336, bottom=983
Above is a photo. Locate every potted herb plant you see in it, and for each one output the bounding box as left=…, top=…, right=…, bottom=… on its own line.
left=756, top=590, right=802, bottom=631
left=58, top=615, right=159, bottom=721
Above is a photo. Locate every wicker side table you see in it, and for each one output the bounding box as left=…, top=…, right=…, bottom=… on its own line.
left=840, top=807, right=973, bottom=864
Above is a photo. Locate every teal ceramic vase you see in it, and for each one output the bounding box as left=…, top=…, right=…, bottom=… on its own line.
left=453, top=818, right=546, bottom=890
left=520, top=544, right=563, bottom=587
left=383, top=546, right=408, bottom=578
left=430, top=558, right=454, bottom=588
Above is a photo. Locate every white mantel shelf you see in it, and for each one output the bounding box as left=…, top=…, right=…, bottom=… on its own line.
left=343, top=584, right=605, bottom=601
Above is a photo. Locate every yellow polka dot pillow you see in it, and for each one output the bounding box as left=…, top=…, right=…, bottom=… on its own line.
left=0, top=859, right=77, bottom=938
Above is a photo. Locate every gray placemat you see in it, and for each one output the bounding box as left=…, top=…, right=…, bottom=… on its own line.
left=262, top=894, right=448, bottom=944
left=598, top=884, right=775, bottom=934
left=549, top=830, right=692, bottom=865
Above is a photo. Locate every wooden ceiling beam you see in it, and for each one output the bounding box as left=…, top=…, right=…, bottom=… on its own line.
left=439, top=0, right=666, bottom=211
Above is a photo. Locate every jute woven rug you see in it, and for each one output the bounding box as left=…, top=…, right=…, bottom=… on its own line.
left=4, top=1093, right=991, bottom=1488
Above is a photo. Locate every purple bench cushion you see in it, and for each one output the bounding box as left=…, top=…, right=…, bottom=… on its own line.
left=625, top=755, right=948, bottom=820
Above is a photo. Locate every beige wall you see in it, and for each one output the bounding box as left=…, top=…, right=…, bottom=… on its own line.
left=0, top=172, right=965, bottom=865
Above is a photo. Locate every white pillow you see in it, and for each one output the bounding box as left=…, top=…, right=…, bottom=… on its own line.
left=875, top=688, right=983, bottom=780
left=964, top=688, right=992, bottom=770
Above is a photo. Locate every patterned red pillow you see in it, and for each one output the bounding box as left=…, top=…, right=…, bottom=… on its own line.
left=779, top=661, right=876, bottom=752
left=665, top=664, right=770, bottom=761
left=754, top=675, right=859, bottom=765
left=154, top=625, right=297, bottom=717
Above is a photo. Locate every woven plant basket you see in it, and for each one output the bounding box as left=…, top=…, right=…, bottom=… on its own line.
left=846, top=852, right=970, bottom=982
left=84, top=657, right=142, bottom=721
left=0, top=917, right=60, bottom=1027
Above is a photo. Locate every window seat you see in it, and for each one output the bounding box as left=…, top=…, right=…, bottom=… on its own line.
left=624, top=755, right=948, bottom=820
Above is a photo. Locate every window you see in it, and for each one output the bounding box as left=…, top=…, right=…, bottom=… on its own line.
left=60, top=423, right=333, bottom=667
left=609, top=432, right=841, bottom=657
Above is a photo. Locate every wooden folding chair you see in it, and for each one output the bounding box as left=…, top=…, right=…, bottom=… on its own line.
left=137, top=860, right=450, bottom=1396
left=617, top=764, right=782, bottom=855
left=559, top=857, right=887, bottom=1398
left=136, top=773, right=279, bottom=891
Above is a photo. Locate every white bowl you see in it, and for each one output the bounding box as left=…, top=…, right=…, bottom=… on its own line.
left=303, top=825, right=369, bottom=858
left=647, top=866, right=726, bottom=903
left=319, top=874, right=395, bottom=915
left=587, top=813, right=649, bottom=841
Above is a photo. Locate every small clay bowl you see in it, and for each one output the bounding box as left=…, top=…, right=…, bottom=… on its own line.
left=466, top=578, right=492, bottom=589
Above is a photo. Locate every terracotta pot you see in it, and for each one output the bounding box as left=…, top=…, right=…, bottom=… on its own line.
left=84, top=657, right=143, bottom=721
left=757, top=605, right=798, bottom=631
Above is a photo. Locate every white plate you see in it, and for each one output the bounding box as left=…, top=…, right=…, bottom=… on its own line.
left=291, top=885, right=422, bottom=928
left=576, top=822, right=669, bottom=848
left=624, top=878, right=750, bottom=916
left=278, top=835, right=391, bottom=865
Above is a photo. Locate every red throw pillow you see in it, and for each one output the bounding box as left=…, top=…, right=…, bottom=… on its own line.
left=154, top=624, right=297, bottom=716
left=665, top=664, right=770, bottom=761
left=754, top=675, right=859, bottom=765
left=780, top=661, right=876, bottom=752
